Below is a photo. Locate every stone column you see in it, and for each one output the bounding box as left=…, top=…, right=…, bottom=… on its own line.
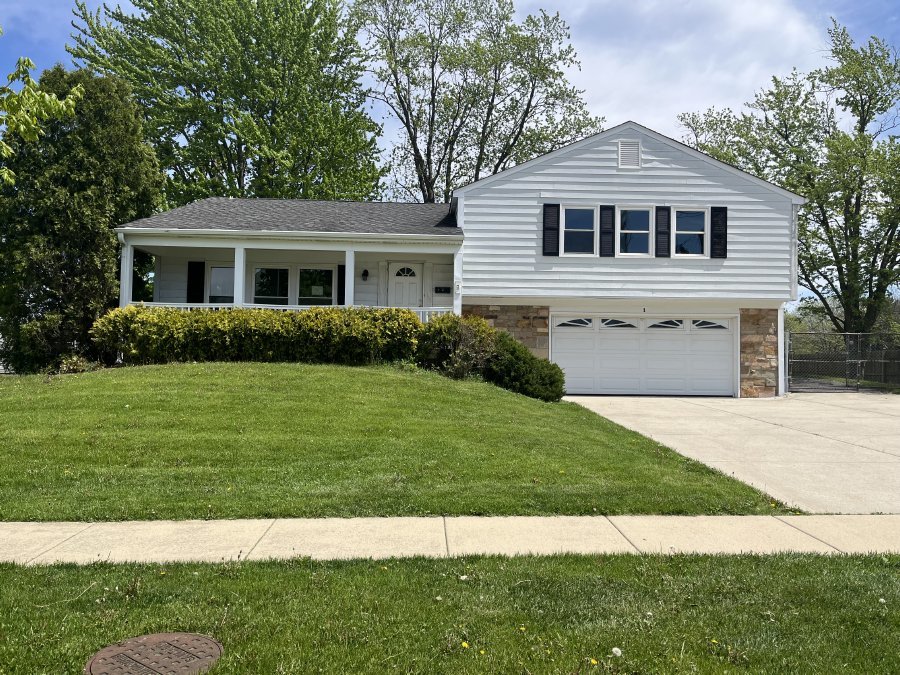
left=740, top=308, right=779, bottom=397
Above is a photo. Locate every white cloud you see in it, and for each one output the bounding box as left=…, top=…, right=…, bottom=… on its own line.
left=517, top=0, right=829, bottom=138
left=1, top=0, right=71, bottom=44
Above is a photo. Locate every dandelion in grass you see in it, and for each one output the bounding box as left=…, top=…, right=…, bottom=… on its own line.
left=590, top=658, right=598, bottom=665
left=611, top=647, right=622, bottom=657
left=461, top=641, right=469, bottom=649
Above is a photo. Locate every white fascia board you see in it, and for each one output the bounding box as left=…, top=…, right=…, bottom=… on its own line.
left=452, top=121, right=807, bottom=206
left=115, top=227, right=462, bottom=243
left=118, top=231, right=461, bottom=255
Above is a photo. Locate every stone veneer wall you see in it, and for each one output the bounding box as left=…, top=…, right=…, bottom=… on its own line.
left=740, top=308, right=779, bottom=398
left=463, top=305, right=550, bottom=359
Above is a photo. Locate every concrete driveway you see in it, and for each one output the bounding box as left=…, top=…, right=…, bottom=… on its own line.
left=568, top=393, right=900, bottom=514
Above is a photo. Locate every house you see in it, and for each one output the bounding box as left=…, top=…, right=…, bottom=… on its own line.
left=116, top=121, right=805, bottom=397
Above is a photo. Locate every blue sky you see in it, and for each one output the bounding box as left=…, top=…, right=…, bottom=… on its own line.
left=1, top=0, right=898, bottom=137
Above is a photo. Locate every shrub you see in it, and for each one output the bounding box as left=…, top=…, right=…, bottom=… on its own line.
left=57, top=354, right=102, bottom=374
left=416, top=313, right=495, bottom=379
left=91, top=305, right=565, bottom=402
left=91, top=305, right=421, bottom=366
left=483, top=331, right=566, bottom=402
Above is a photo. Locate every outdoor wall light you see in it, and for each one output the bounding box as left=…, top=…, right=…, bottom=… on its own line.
left=361, top=269, right=369, bottom=281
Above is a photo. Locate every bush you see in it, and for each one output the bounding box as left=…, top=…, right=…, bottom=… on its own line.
left=416, top=313, right=495, bottom=379
left=483, top=331, right=566, bottom=402
left=91, top=305, right=565, bottom=402
left=57, top=354, right=102, bottom=374
left=91, top=305, right=421, bottom=366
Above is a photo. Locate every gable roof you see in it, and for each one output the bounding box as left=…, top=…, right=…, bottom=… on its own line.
left=119, top=197, right=460, bottom=236
left=451, top=120, right=806, bottom=204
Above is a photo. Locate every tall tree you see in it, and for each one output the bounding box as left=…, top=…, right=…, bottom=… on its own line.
left=0, top=67, right=163, bottom=372
left=679, top=21, right=900, bottom=334
left=0, top=25, right=81, bottom=185
left=355, top=0, right=602, bottom=203
left=70, top=0, right=382, bottom=206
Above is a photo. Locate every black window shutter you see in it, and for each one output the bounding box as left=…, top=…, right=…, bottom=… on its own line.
left=186, top=261, right=205, bottom=303
left=599, top=205, right=615, bottom=257
left=337, top=264, right=346, bottom=305
left=542, top=204, right=560, bottom=256
left=655, top=206, right=671, bottom=258
left=710, top=206, right=728, bottom=258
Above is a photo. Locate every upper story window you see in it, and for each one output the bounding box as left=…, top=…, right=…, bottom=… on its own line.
left=618, top=140, right=641, bottom=168
left=562, top=207, right=596, bottom=255
left=617, top=208, right=652, bottom=255
left=673, top=209, right=708, bottom=257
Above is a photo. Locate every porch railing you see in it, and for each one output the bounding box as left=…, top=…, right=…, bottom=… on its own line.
left=130, top=302, right=453, bottom=323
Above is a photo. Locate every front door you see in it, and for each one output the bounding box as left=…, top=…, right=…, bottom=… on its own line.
left=388, top=263, right=424, bottom=307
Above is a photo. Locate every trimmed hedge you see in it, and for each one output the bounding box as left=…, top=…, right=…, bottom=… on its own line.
left=91, top=306, right=565, bottom=401
left=91, top=305, right=421, bottom=366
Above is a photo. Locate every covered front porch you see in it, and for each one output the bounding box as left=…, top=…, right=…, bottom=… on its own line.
left=118, top=234, right=463, bottom=322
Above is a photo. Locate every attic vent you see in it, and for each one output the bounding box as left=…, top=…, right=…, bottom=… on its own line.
left=618, top=140, right=641, bottom=168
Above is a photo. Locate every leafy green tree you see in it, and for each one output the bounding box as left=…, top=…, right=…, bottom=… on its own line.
left=355, top=0, right=602, bottom=203
left=0, top=25, right=82, bottom=184
left=70, top=0, right=382, bottom=206
left=679, top=21, right=900, bottom=334
left=0, top=67, right=163, bottom=372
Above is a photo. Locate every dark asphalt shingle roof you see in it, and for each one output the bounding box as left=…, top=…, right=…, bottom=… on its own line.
left=121, top=197, right=460, bottom=236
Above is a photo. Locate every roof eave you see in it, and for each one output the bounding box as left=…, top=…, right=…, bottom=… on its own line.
left=115, top=227, right=463, bottom=243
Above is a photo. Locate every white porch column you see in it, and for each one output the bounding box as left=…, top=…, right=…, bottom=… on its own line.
left=118, top=238, right=134, bottom=308
left=233, top=245, right=246, bottom=306
left=452, top=247, right=463, bottom=315
left=344, top=249, right=355, bottom=307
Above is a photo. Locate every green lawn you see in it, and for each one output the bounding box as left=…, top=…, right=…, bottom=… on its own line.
left=0, top=362, right=785, bottom=520
left=1, top=555, right=897, bottom=673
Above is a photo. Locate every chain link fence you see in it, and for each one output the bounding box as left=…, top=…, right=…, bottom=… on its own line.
left=787, top=332, right=900, bottom=392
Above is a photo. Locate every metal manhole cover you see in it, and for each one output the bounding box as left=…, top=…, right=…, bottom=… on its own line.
left=84, top=632, right=223, bottom=675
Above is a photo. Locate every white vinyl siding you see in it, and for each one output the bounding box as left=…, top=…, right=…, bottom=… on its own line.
left=458, top=126, right=795, bottom=301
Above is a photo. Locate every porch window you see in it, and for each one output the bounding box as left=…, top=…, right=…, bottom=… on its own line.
left=298, top=268, right=334, bottom=305
left=209, top=266, right=234, bottom=303
left=254, top=268, right=289, bottom=305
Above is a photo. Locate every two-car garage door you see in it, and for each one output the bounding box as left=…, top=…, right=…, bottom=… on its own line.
left=551, top=315, right=736, bottom=395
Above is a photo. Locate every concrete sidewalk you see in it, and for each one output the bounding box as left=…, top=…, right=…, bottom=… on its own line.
left=3, top=515, right=900, bottom=565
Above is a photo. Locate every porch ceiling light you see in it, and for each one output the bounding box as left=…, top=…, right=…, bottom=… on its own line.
left=361, top=269, right=369, bottom=281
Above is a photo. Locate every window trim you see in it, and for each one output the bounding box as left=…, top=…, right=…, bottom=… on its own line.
left=559, top=205, right=599, bottom=257
left=252, top=266, right=290, bottom=305
left=615, top=205, right=654, bottom=257
left=297, top=264, right=338, bottom=306
left=671, top=207, right=710, bottom=259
